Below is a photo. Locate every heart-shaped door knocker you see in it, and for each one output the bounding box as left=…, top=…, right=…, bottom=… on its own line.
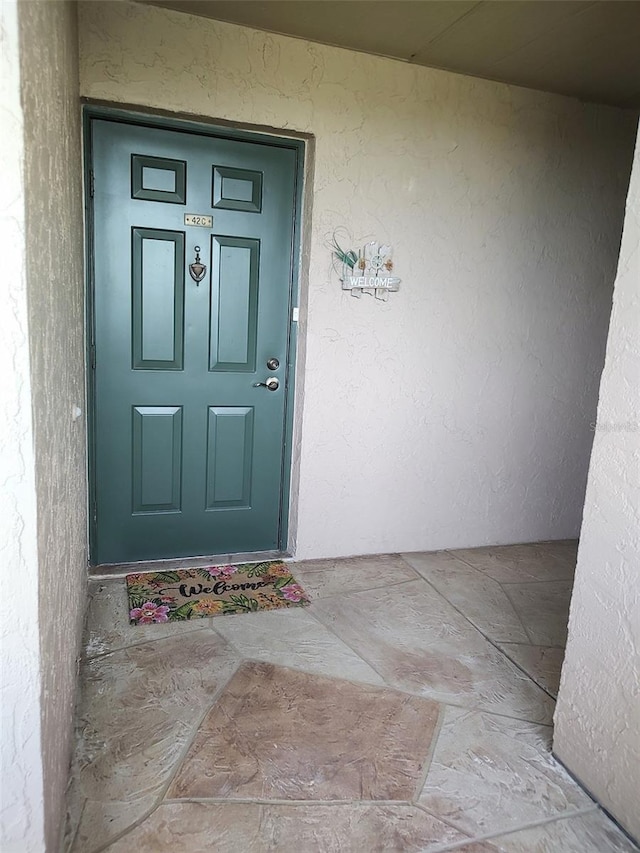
left=189, top=246, right=207, bottom=284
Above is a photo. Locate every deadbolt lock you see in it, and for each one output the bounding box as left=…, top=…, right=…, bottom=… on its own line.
left=266, top=357, right=280, bottom=370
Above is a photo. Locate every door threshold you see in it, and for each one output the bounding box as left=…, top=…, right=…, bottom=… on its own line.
left=90, top=549, right=290, bottom=579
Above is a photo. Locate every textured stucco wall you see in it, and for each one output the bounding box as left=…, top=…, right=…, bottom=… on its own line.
left=0, top=1, right=46, bottom=849
left=554, top=130, right=640, bottom=842
left=19, top=1, right=88, bottom=850
left=79, top=1, right=636, bottom=560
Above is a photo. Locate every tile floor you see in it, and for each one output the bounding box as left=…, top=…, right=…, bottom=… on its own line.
left=65, top=541, right=639, bottom=852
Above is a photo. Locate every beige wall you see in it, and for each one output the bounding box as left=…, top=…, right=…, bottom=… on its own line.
left=19, top=1, right=87, bottom=849
left=554, top=128, right=640, bottom=841
left=0, top=0, right=46, bottom=848
left=79, top=1, right=636, bottom=561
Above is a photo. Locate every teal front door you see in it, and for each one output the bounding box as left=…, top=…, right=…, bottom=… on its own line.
left=89, top=116, right=299, bottom=564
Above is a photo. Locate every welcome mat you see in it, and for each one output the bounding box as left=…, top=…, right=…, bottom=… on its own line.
left=127, top=561, right=310, bottom=625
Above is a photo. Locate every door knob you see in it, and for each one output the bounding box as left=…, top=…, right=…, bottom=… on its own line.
left=253, top=377, right=279, bottom=391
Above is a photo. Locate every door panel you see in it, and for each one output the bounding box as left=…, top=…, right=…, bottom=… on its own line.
left=205, top=406, right=254, bottom=509
left=132, top=406, right=183, bottom=513
left=131, top=154, right=187, bottom=203
left=210, top=236, right=259, bottom=371
left=132, top=228, right=185, bottom=369
left=90, top=117, right=297, bottom=564
left=212, top=165, right=262, bottom=211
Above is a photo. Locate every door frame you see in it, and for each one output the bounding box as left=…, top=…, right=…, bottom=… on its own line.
left=83, top=103, right=307, bottom=567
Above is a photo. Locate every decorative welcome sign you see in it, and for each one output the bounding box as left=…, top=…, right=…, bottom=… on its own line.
left=332, top=237, right=401, bottom=301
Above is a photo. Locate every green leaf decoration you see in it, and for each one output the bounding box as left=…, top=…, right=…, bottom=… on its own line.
left=228, top=594, right=260, bottom=612
left=128, top=594, right=148, bottom=609
left=273, top=575, right=294, bottom=589
left=151, top=571, right=182, bottom=583
left=245, top=561, right=272, bottom=578
left=171, top=603, right=194, bottom=621
left=127, top=585, right=152, bottom=599
left=332, top=238, right=357, bottom=269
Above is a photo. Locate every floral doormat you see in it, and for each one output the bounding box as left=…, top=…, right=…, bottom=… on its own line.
left=126, top=561, right=310, bottom=625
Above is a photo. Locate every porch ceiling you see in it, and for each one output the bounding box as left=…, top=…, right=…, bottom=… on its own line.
left=141, top=0, right=640, bottom=109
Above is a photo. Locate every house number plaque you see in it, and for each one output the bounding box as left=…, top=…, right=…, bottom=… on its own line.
left=184, top=214, right=213, bottom=227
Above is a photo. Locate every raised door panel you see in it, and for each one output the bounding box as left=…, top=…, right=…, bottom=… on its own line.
left=132, top=406, right=183, bottom=513
left=209, top=236, right=260, bottom=372
left=205, top=406, right=254, bottom=509
left=212, top=165, right=263, bottom=212
left=131, top=228, right=185, bottom=370
left=131, top=153, right=187, bottom=203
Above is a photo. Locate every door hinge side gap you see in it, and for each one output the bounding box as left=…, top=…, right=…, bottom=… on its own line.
left=89, top=170, right=95, bottom=198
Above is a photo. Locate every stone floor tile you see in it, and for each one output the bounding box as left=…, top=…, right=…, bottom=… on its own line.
left=69, top=544, right=635, bottom=853
left=460, top=809, right=640, bottom=853
left=70, top=797, right=158, bottom=853
left=419, top=707, right=593, bottom=837
left=313, top=581, right=555, bottom=724
left=290, top=553, right=419, bottom=599
left=449, top=543, right=575, bottom=584
left=497, top=644, right=565, bottom=697
left=71, top=630, right=238, bottom=852
left=107, top=802, right=499, bottom=853
left=402, top=551, right=530, bottom=643
left=501, top=580, right=573, bottom=647
left=84, top=578, right=207, bottom=658
left=168, top=661, right=440, bottom=802
left=211, top=606, right=385, bottom=685
left=62, top=772, right=86, bottom=852
left=540, top=539, right=579, bottom=569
